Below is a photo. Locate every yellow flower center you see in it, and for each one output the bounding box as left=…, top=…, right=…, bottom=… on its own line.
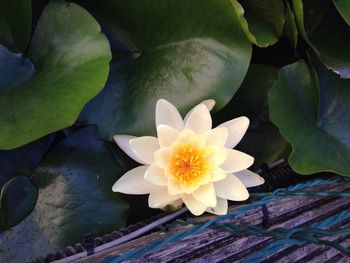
left=169, top=143, right=212, bottom=187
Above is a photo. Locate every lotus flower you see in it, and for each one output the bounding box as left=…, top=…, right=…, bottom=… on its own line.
left=112, top=99, right=264, bottom=216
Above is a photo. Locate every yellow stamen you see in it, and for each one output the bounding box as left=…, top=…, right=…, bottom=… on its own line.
left=169, top=143, right=212, bottom=187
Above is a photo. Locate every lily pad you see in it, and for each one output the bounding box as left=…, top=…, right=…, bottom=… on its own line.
left=0, top=0, right=111, bottom=150
left=292, top=0, right=350, bottom=78
left=0, top=0, right=31, bottom=52
left=333, top=0, right=350, bottom=26
left=29, top=126, right=128, bottom=249
left=78, top=0, right=252, bottom=139
left=268, top=59, right=350, bottom=175
left=0, top=176, right=38, bottom=229
left=0, top=127, right=128, bottom=262
left=214, top=64, right=288, bottom=170
left=236, top=0, right=286, bottom=47
left=0, top=134, right=55, bottom=185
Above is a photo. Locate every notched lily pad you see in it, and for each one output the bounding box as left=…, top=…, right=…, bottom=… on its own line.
left=0, top=0, right=111, bottom=149
left=268, top=58, right=350, bottom=175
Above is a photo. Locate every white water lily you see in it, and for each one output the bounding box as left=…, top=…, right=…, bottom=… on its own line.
left=112, top=99, right=264, bottom=216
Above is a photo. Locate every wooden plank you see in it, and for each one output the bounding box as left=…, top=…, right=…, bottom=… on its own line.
left=126, top=184, right=350, bottom=262
left=74, top=181, right=350, bottom=263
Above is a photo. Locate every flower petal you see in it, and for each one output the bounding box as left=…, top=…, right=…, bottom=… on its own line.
left=184, top=104, right=212, bottom=134
left=210, top=166, right=227, bottom=182
left=154, top=147, right=170, bottom=169
left=112, top=166, right=154, bottom=194
left=157, top=125, right=179, bottom=147
left=206, top=197, right=228, bottom=215
left=203, top=127, right=228, bottom=146
left=148, top=187, right=180, bottom=208
left=207, top=145, right=228, bottom=166
left=218, top=116, right=250, bottom=148
left=168, top=180, right=183, bottom=195
left=113, top=135, right=147, bottom=164
left=214, top=174, right=249, bottom=201
left=129, top=136, right=159, bottom=164
left=184, top=99, right=216, bottom=123
left=156, top=99, right=184, bottom=130
left=145, top=163, right=168, bottom=186
left=201, top=99, right=216, bottom=111
left=233, top=169, right=265, bottom=188
left=182, top=194, right=207, bottom=216
left=220, top=149, right=254, bottom=173
left=193, top=183, right=217, bottom=207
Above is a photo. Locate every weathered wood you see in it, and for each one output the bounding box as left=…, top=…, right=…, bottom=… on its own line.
left=74, top=181, right=350, bottom=263
left=127, top=183, right=350, bottom=263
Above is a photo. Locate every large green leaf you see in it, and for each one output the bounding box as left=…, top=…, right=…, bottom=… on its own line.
left=214, top=64, right=288, bottom=170
left=333, top=0, right=350, bottom=26
left=0, top=0, right=31, bottom=52
left=78, top=0, right=252, bottom=139
left=235, top=0, right=286, bottom=47
left=268, top=59, right=350, bottom=175
left=31, top=126, right=128, bottom=248
left=0, top=127, right=128, bottom=263
left=292, top=0, right=350, bottom=78
left=0, top=0, right=111, bottom=150
left=0, top=176, right=37, bottom=230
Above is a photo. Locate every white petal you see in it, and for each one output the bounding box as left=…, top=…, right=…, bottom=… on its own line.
left=210, top=166, right=227, bottom=182
left=129, top=136, right=159, bottom=164
left=207, top=145, right=228, bottom=166
left=148, top=187, right=180, bottom=208
left=112, top=166, right=154, bottom=194
left=206, top=197, right=228, bottom=215
left=203, top=127, right=228, bottom=146
left=214, top=174, right=249, bottom=201
left=182, top=194, right=207, bottom=216
left=233, top=169, right=265, bottom=188
left=113, top=135, right=147, bottom=164
left=184, top=104, right=212, bottom=134
left=220, top=149, right=254, bottom=173
left=157, top=125, right=179, bottom=147
left=201, top=99, right=216, bottom=111
left=193, top=183, right=217, bottom=207
left=184, top=99, right=216, bottom=122
left=145, top=163, right=168, bottom=186
left=168, top=180, right=183, bottom=195
left=154, top=147, right=170, bottom=169
left=218, top=116, right=250, bottom=148
left=156, top=99, right=184, bottom=130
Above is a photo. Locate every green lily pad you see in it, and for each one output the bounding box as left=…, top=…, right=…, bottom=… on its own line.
left=0, top=0, right=31, bottom=52
left=333, top=0, right=350, bottom=26
left=0, top=127, right=128, bottom=262
left=214, top=64, right=288, bottom=170
left=292, top=0, right=350, bottom=78
left=0, top=0, right=111, bottom=150
left=235, top=0, right=286, bottom=47
left=29, top=126, right=128, bottom=249
left=268, top=58, right=350, bottom=175
left=78, top=0, right=252, bottom=139
left=0, top=176, right=38, bottom=230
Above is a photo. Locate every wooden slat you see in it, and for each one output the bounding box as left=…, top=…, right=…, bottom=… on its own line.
left=75, top=181, right=350, bottom=263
